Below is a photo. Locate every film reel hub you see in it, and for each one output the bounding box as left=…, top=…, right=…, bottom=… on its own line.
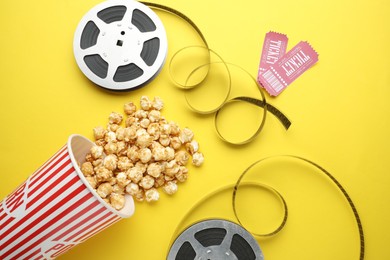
left=73, top=0, right=167, bottom=91
left=97, top=22, right=143, bottom=65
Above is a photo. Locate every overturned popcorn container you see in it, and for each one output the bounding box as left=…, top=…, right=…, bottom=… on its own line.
left=0, top=134, right=135, bottom=260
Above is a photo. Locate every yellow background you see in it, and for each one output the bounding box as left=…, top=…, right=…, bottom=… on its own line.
left=1, top=0, right=389, bottom=259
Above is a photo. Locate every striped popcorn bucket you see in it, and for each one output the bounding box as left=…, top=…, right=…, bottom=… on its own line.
left=0, top=134, right=135, bottom=260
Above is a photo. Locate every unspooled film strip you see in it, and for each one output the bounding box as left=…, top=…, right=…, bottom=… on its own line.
left=141, top=2, right=292, bottom=145
left=167, top=156, right=364, bottom=260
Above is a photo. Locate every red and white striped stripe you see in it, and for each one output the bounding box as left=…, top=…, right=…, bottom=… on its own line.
left=0, top=144, right=122, bottom=260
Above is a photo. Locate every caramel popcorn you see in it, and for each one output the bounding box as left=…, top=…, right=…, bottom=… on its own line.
left=81, top=162, right=94, bottom=176
left=110, top=193, right=125, bottom=210
left=97, top=182, right=113, bottom=198
left=163, top=181, right=178, bottom=195
left=93, top=126, right=106, bottom=140
left=80, top=96, right=204, bottom=210
left=192, top=152, right=204, bottom=167
left=145, top=188, right=159, bottom=202
left=186, top=140, right=199, bottom=155
left=124, top=102, right=137, bottom=115
left=152, top=96, right=164, bottom=110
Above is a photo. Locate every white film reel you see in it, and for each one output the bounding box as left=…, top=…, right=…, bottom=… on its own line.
left=73, top=0, right=167, bottom=91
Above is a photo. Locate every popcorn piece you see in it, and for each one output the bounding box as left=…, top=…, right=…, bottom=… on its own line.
left=148, top=110, right=161, bottom=123
left=86, top=176, right=98, bottom=189
left=152, top=143, right=166, bottom=161
left=92, top=159, right=103, bottom=167
left=169, top=121, right=180, bottom=136
left=192, top=152, right=204, bottom=166
left=145, top=188, right=160, bottom=202
left=136, top=132, right=153, bottom=148
left=95, top=139, right=106, bottom=147
left=81, top=162, right=94, bottom=176
left=147, top=123, right=160, bottom=140
left=186, top=140, right=199, bottom=155
left=95, top=166, right=113, bottom=182
left=179, top=128, right=194, bottom=143
left=175, top=167, right=188, bottom=183
left=134, top=109, right=148, bottom=119
left=116, top=141, right=127, bottom=155
left=134, top=189, right=145, bottom=202
left=139, top=148, right=152, bottom=163
left=159, top=135, right=170, bottom=147
left=90, top=145, right=104, bottom=159
left=127, top=167, right=143, bottom=183
left=116, top=127, right=126, bottom=141
left=117, top=156, right=133, bottom=171
left=125, top=116, right=137, bottom=127
left=124, top=102, right=137, bottom=115
left=110, top=193, right=125, bottom=210
left=163, top=181, right=178, bottom=195
left=170, top=136, right=182, bottom=150
left=103, top=154, right=117, bottom=171
left=165, top=160, right=180, bottom=177
left=116, top=171, right=130, bottom=188
left=139, top=175, right=155, bottom=190
left=93, top=126, right=106, bottom=140
left=140, top=118, right=150, bottom=129
left=107, top=123, right=120, bottom=132
left=140, top=95, right=152, bottom=110
left=147, top=162, right=163, bottom=178
left=175, top=151, right=189, bottom=166
left=154, top=175, right=165, bottom=188
left=135, top=162, right=147, bottom=174
left=109, top=112, right=123, bottom=124
left=160, top=123, right=171, bottom=136
left=125, top=183, right=140, bottom=196
left=113, top=184, right=125, bottom=194
left=108, top=176, right=117, bottom=186
left=152, top=96, right=164, bottom=110
left=104, top=142, right=117, bottom=155
left=97, top=182, right=113, bottom=198
left=105, top=131, right=117, bottom=143
left=165, top=147, right=175, bottom=161
left=127, top=145, right=139, bottom=162
left=124, top=126, right=137, bottom=141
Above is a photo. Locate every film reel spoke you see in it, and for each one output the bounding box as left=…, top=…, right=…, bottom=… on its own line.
left=80, top=45, right=100, bottom=56
left=106, top=63, right=119, bottom=81
left=92, top=16, right=110, bottom=32
left=219, top=229, right=235, bottom=251
left=139, top=31, right=158, bottom=42
left=120, top=8, right=133, bottom=25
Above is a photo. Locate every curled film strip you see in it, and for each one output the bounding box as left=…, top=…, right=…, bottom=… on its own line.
left=73, top=0, right=168, bottom=91
left=167, top=156, right=364, bottom=260
left=142, top=2, right=291, bottom=145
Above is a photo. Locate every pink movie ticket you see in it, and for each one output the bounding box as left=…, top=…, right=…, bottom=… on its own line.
left=258, top=41, right=318, bottom=96
left=257, top=31, right=288, bottom=77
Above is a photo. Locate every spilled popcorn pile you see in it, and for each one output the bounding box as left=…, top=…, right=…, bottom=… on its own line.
left=80, top=96, right=204, bottom=210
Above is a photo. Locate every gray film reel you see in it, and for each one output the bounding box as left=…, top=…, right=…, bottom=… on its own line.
left=73, top=0, right=167, bottom=91
left=168, top=219, right=264, bottom=260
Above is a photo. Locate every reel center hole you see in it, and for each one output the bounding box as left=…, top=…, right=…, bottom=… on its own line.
left=121, top=31, right=125, bottom=35
left=116, top=40, right=123, bottom=46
